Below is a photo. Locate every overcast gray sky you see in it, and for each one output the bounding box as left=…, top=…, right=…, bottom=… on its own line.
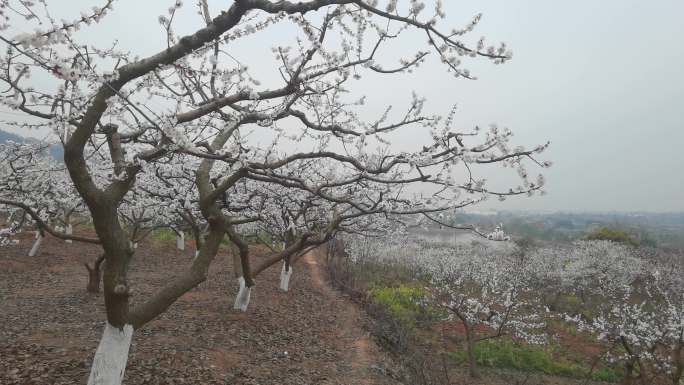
left=4, top=0, right=683, bottom=212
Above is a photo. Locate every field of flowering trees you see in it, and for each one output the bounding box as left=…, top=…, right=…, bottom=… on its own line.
left=331, top=233, right=684, bottom=384
left=3, top=1, right=675, bottom=385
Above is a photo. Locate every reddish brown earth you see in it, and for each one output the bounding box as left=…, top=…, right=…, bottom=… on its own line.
left=302, top=252, right=387, bottom=385
left=0, top=233, right=398, bottom=384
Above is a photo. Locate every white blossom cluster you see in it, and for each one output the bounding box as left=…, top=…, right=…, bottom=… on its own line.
left=0, top=140, right=196, bottom=246
left=0, top=141, right=83, bottom=238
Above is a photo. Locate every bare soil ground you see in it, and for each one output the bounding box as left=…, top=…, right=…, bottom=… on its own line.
left=0, top=233, right=399, bottom=384
left=302, top=253, right=390, bottom=385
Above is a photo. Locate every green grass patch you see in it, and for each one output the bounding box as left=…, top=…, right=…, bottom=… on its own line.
left=548, top=320, right=580, bottom=337
left=151, top=229, right=234, bottom=248
left=152, top=228, right=177, bottom=242
left=245, top=231, right=278, bottom=247
left=560, top=294, right=582, bottom=309
left=369, top=286, right=429, bottom=328
left=587, top=227, right=638, bottom=246
left=352, top=261, right=421, bottom=289
left=448, top=340, right=620, bottom=382
left=592, top=367, right=621, bottom=382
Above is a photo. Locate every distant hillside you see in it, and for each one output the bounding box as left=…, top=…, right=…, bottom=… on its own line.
left=0, top=129, right=63, bottom=160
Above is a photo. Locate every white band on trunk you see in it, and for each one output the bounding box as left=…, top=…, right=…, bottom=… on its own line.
left=87, top=322, right=134, bottom=385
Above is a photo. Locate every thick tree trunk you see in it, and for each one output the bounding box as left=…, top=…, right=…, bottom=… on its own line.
left=86, top=266, right=101, bottom=293
left=28, top=232, right=43, bottom=256
left=176, top=231, right=184, bottom=251
left=279, top=260, right=292, bottom=292
left=85, top=255, right=106, bottom=293
left=673, top=341, right=683, bottom=385
left=673, top=366, right=682, bottom=385
left=190, top=224, right=204, bottom=260
left=233, top=276, right=252, bottom=312
left=225, top=225, right=254, bottom=287
left=464, top=322, right=480, bottom=379
left=620, top=337, right=646, bottom=385
left=65, top=223, right=73, bottom=244
left=622, top=361, right=635, bottom=385
left=232, top=252, right=243, bottom=278
left=192, top=234, right=202, bottom=260
left=87, top=322, right=133, bottom=385
left=638, top=368, right=648, bottom=385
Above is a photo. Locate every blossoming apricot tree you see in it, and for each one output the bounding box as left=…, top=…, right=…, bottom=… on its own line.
left=0, top=1, right=550, bottom=383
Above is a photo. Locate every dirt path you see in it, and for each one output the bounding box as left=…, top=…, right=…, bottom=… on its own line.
left=302, top=251, right=383, bottom=384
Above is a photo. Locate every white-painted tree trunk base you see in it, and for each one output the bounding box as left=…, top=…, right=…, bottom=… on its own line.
left=193, top=250, right=199, bottom=260
left=176, top=232, right=184, bottom=251
left=233, top=277, right=252, bottom=312
left=279, top=262, right=292, bottom=292
left=87, top=322, right=134, bottom=385
left=65, top=224, right=73, bottom=244
left=28, top=234, right=43, bottom=257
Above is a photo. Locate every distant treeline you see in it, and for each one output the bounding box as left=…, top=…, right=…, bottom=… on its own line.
left=446, top=211, right=684, bottom=250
